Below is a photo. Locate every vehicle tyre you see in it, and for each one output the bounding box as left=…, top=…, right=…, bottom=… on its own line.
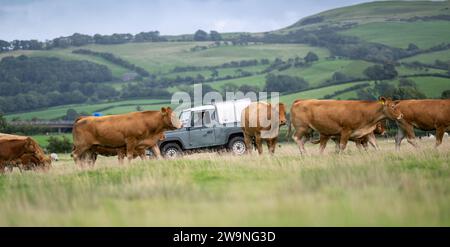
left=162, top=143, right=183, bottom=158
left=227, top=136, right=246, bottom=155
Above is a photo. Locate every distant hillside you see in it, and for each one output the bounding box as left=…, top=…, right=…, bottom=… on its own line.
left=280, top=1, right=450, bottom=33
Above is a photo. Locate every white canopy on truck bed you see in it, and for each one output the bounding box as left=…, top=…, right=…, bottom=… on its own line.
left=214, top=98, right=251, bottom=124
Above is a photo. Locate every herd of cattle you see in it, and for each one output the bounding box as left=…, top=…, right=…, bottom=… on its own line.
left=0, top=99, right=449, bottom=173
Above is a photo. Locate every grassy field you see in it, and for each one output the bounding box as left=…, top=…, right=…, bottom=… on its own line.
left=0, top=49, right=131, bottom=78
left=0, top=139, right=449, bottom=226
left=280, top=81, right=372, bottom=105
left=400, top=49, right=450, bottom=64
left=341, top=21, right=450, bottom=49
left=276, top=59, right=373, bottom=87
left=411, top=76, right=450, bottom=98
left=31, top=133, right=73, bottom=147
left=0, top=43, right=328, bottom=75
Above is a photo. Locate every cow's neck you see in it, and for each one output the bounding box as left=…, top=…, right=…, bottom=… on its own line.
left=150, top=112, right=169, bottom=133
left=365, top=102, right=387, bottom=125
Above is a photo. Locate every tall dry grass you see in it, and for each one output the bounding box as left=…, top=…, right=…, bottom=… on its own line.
left=0, top=138, right=449, bottom=226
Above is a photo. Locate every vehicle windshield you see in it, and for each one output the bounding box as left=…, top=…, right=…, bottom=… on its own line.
left=179, top=111, right=191, bottom=127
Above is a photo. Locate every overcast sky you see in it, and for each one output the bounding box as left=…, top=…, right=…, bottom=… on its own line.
left=0, top=0, right=371, bottom=41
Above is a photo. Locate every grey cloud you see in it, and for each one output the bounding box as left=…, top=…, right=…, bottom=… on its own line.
left=0, top=0, right=369, bottom=41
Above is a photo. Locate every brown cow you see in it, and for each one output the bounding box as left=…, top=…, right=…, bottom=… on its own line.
left=288, top=97, right=402, bottom=154
left=394, top=99, right=450, bottom=149
left=72, top=107, right=181, bottom=166
left=0, top=134, right=51, bottom=173
left=7, top=153, right=50, bottom=172
left=311, top=121, right=387, bottom=152
left=89, top=133, right=165, bottom=164
left=241, top=102, right=287, bottom=155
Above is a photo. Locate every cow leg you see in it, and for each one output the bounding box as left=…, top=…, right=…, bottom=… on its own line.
left=73, top=146, right=91, bottom=167
left=319, top=135, right=331, bottom=154
left=367, top=133, right=379, bottom=150
left=355, top=140, right=364, bottom=151
left=267, top=137, right=277, bottom=155
left=255, top=134, right=263, bottom=155
left=435, top=127, right=446, bottom=148
left=293, top=128, right=308, bottom=154
left=333, top=137, right=340, bottom=153
left=361, top=140, right=370, bottom=151
left=397, top=123, right=418, bottom=150
left=243, top=133, right=253, bottom=155
left=125, top=138, right=138, bottom=163
left=339, top=129, right=352, bottom=152
left=139, top=149, right=147, bottom=161
left=265, top=139, right=271, bottom=154
left=117, top=149, right=126, bottom=165
left=403, top=125, right=418, bottom=148
left=88, top=151, right=97, bottom=167
left=395, top=126, right=406, bottom=151
left=151, top=145, right=162, bottom=159
left=80, top=151, right=95, bottom=168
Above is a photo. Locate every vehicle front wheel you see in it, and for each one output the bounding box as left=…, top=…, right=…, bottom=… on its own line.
left=162, top=143, right=183, bottom=158
left=227, top=136, right=246, bottom=155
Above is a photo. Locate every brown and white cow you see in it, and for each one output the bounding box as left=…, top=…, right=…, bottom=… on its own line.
left=311, top=121, right=387, bottom=152
left=241, top=102, right=287, bottom=155
left=288, top=97, right=402, bottom=154
left=0, top=134, right=51, bottom=173
left=72, top=107, right=181, bottom=166
left=394, top=99, right=450, bottom=149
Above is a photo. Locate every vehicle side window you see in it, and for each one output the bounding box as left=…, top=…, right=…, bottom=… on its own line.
left=192, top=111, right=203, bottom=127
left=180, top=111, right=191, bottom=128
left=203, top=111, right=211, bottom=126
left=205, top=110, right=216, bottom=127
left=191, top=110, right=214, bottom=127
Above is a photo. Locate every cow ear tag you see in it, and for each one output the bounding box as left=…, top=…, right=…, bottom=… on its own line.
left=379, top=101, right=385, bottom=105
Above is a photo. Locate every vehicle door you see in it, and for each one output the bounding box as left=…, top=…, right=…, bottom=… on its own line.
left=188, top=109, right=217, bottom=148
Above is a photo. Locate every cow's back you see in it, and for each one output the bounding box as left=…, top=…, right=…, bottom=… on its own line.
left=397, top=100, right=450, bottom=130
left=241, top=102, right=272, bottom=130
left=290, top=100, right=381, bottom=136
left=0, top=138, right=29, bottom=161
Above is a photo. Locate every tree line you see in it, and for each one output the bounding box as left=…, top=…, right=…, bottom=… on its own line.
left=356, top=79, right=426, bottom=100
left=0, top=30, right=224, bottom=52
left=72, top=49, right=150, bottom=77
left=0, top=55, right=170, bottom=114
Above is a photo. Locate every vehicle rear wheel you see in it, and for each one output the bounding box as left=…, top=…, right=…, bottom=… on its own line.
left=162, top=143, right=183, bottom=158
left=227, top=136, right=246, bottom=155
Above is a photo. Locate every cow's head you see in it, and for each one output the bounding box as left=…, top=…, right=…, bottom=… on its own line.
left=40, top=155, right=52, bottom=171
left=277, top=103, right=287, bottom=126
left=374, top=121, right=387, bottom=136
left=24, top=137, right=37, bottom=153
left=161, top=107, right=183, bottom=130
left=379, top=97, right=403, bottom=120
left=159, top=133, right=166, bottom=141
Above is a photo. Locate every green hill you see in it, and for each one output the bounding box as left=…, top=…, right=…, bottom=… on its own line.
left=280, top=0, right=450, bottom=33
left=1, top=0, right=450, bottom=121
left=340, top=21, right=450, bottom=49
